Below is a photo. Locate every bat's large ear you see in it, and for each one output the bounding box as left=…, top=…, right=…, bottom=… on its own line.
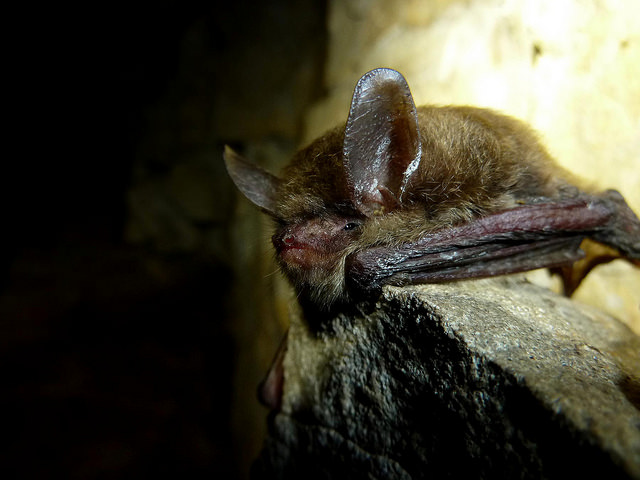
left=343, top=68, right=422, bottom=217
left=224, top=146, right=281, bottom=217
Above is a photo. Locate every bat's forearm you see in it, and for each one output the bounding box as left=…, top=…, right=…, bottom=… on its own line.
left=346, top=197, right=617, bottom=297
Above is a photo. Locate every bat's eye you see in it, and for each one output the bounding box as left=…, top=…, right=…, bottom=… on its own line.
left=343, top=222, right=360, bottom=231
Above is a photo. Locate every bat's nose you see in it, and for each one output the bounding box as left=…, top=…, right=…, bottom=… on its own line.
left=273, top=230, right=304, bottom=251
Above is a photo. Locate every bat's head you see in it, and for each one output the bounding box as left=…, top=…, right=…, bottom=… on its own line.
left=226, top=68, right=640, bottom=319
left=224, top=68, right=423, bottom=310
left=223, top=140, right=368, bottom=310
left=271, top=213, right=364, bottom=308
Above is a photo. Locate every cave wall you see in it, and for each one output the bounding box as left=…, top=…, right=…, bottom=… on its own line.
left=302, top=0, right=640, bottom=331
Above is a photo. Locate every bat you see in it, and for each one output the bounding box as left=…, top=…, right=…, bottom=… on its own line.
left=224, top=68, right=640, bottom=321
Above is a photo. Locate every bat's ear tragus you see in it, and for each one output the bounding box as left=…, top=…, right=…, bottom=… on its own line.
left=354, top=186, right=400, bottom=217
left=378, top=186, right=400, bottom=212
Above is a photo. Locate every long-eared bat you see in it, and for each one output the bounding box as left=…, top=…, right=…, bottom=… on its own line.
left=225, top=68, right=640, bottom=320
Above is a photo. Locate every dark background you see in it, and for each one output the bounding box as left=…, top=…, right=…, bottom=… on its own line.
left=4, top=2, right=326, bottom=478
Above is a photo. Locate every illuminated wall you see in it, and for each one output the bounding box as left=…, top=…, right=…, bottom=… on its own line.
left=301, top=0, right=640, bottom=331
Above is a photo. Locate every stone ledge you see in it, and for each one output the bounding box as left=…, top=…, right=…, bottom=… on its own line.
left=253, top=277, right=640, bottom=479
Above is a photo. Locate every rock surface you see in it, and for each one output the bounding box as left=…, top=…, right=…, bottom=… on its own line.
left=253, top=277, right=640, bottom=479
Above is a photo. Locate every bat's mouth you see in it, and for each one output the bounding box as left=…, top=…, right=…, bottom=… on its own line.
left=277, top=244, right=324, bottom=271
left=273, top=233, right=315, bottom=267
left=258, top=332, right=288, bottom=412
left=279, top=248, right=312, bottom=267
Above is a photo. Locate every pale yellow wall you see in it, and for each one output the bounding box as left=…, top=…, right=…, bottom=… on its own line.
left=304, top=0, right=640, bottom=331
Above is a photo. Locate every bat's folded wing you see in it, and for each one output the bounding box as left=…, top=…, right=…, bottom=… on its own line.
left=345, top=194, right=639, bottom=296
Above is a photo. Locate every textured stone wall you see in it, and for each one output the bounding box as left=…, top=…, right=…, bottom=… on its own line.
left=120, top=3, right=328, bottom=474
left=255, top=278, right=640, bottom=478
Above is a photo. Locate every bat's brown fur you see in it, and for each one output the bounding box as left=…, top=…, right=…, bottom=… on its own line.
left=225, top=69, right=639, bottom=314
left=269, top=106, right=588, bottom=309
